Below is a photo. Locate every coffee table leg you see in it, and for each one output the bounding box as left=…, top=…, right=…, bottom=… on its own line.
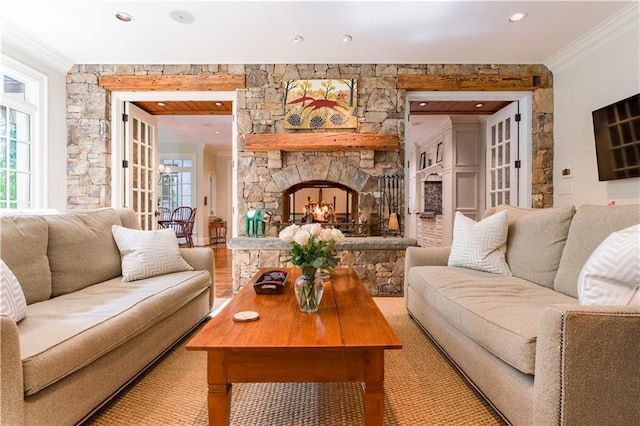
left=362, top=350, right=385, bottom=426
left=207, top=351, right=231, bottom=426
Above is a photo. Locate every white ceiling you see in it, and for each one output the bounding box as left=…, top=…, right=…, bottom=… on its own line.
left=0, top=1, right=629, bottom=65
left=1, top=1, right=631, bottom=149
left=157, top=115, right=233, bottom=152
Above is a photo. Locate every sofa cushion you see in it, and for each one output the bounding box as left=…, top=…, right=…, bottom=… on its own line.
left=0, top=215, right=51, bottom=304
left=18, top=270, right=211, bottom=396
left=0, top=259, right=27, bottom=322
left=115, top=208, right=142, bottom=230
left=448, top=211, right=511, bottom=275
left=495, top=205, right=575, bottom=288
left=578, top=224, right=640, bottom=306
left=111, top=225, right=194, bottom=282
left=554, top=204, right=640, bottom=298
left=46, top=209, right=123, bottom=297
left=407, top=266, right=578, bottom=374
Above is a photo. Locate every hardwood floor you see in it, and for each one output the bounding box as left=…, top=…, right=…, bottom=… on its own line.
left=211, top=244, right=233, bottom=299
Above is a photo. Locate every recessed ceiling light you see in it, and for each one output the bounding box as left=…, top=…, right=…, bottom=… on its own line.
left=475, top=103, right=485, bottom=108
left=509, top=12, right=527, bottom=22
left=341, top=35, right=352, bottom=43
left=115, top=12, right=133, bottom=22
left=170, top=10, right=195, bottom=24
left=157, top=102, right=165, bottom=106
left=292, top=35, right=304, bottom=43
left=214, top=102, right=223, bottom=106
left=419, top=102, right=427, bottom=107
left=202, top=123, right=214, bottom=127
left=215, top=131, right=221, bottom=135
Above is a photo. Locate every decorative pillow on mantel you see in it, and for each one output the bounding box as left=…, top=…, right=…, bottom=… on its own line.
left=448, top=211, right=512, bottom=275
left=111, top=225, right=193, bottom=282
left=578, top=224, right=640, bottom=306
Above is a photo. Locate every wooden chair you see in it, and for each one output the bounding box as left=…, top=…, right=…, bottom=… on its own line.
left=156, top=207, right=172, bottom=227
left=171, top=206, right=192, bottom=223
left=163, top=207, right=195, bottom=247
left=184, top=208, right=197, bottom=248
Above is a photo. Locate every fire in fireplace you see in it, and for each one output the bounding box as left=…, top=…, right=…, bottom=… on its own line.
left=282, top=181, right=358, bottom=224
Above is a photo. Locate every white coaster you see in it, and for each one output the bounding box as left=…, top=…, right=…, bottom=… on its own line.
left=233, top=311, right=260, bottom=322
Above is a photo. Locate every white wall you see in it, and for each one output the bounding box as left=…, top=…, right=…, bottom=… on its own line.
left=1, top=24, right=70, bottom=209
left=550, top=5, right=640, bottom=206
left=158, top=128, right=205, bottom=244
left=215, top=152, right=232, bottom=241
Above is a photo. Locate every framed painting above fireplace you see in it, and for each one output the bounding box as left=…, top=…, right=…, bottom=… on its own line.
left=283, top=79, right=357, bottom=129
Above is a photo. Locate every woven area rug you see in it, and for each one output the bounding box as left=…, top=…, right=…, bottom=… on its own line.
left=86, top=297, right=506, bottom=425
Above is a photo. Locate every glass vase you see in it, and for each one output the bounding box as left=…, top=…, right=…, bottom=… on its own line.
left=294, top=266, right=324, bottom=313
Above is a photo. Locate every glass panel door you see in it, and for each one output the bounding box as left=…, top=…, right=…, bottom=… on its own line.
left=124, top=102, right=157, bottom=229
left=486, top=102, right=518, bottom=208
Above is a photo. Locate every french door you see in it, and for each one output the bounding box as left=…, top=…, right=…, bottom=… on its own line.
left=122, top=102, right=157, bottom=230
left=486, top=102, right=519, bottom=208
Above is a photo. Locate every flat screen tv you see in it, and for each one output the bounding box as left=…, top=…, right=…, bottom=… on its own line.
left=592, top=93, right=640, bottom=181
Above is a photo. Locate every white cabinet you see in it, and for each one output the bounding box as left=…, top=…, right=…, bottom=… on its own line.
left=417, top=214, right=443, bottom=247
left=412, top=117, right=482, bottom=246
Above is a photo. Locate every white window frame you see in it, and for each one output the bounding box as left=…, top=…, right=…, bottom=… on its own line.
left=158, top=154, right=196, bottom=210
left=0, top=55, right=48, bottom=209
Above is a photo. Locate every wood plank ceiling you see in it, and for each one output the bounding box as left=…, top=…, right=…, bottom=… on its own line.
left=133, top=100, right=508, bottom=116
left=133, top=100, right=233, bottom=115
left=409, top=100, right=511, bottom=115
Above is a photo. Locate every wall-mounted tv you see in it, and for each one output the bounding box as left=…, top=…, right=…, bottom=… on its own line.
left=592, top=93, right=640, bottom=181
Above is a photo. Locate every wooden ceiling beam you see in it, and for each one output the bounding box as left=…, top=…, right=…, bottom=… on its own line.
left=397, top=74, right=550, bottom=91
left=98, top=74, right=245, bottom=91
left=244, top=133, right=398, bottom=152
left=149, top=110, right=232, bottom=116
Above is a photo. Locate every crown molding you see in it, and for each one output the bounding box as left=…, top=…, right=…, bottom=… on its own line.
left=545, top=2, right=639, bottom=73
left=1, top=18, right=74, bottom=74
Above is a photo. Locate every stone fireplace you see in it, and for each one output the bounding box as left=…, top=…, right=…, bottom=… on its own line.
left=238, top=147, right=393, bottom=237
left=282, top=180, right=358, bottom=225
left=231, top=138, right=414, bottom=295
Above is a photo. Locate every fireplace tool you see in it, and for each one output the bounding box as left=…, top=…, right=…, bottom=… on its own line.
left=379, top=174, right=403, bottom=237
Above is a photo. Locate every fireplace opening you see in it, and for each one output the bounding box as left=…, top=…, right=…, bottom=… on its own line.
left=280, top=181, right=365, bottom=235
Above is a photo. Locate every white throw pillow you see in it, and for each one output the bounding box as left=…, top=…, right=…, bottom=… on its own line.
left=111, top=225, right=194, bottom=282
left=578, top=224, right=640, bottom=306
left=0, top=259, right=28, bottom=322
left=448, top=211, right=512, bottom=275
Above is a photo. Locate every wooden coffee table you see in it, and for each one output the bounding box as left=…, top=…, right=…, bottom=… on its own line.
left=186, top=267, right=402, bottom=425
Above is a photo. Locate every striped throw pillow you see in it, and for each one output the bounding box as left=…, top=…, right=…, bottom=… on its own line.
left=578, top=224, right=640, bottom=306
left=448, top=211, right=512, bottom=275
left=111, top=225, right=194, bottom=282
left=0, top=259, right=27, bottom=322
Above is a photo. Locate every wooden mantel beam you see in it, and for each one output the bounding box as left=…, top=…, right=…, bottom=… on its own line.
left=244, top=133, right=398, bottom=152
left=98, top=74, right=245, bottom=91
left=397, top=74, right=550, bottom=91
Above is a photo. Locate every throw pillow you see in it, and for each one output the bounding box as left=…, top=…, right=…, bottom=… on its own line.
left=578, top=224, right=640, bottom=306
left=0, top=259, right=28, bottom=322
left=111, top=225, right=193, bottom=282
left=448, top=210, right=512, bottom=275
left=495, top=205, right=575, bottom=288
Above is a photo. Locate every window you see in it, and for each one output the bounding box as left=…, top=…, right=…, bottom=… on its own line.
left=0, top=57, right=45, bottom=209
left=158, top=157, right=194, bottom=211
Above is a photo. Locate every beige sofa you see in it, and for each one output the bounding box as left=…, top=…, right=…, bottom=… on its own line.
left=0, top=208, right=214, bottom=425
left=405, top=204, right=640, bottom=425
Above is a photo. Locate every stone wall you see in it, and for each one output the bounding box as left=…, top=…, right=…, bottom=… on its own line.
left=232, top=244, right=407, bottom=295
left=65, top=63, right=554, bottom=212
left=241, top=150, right=389, bottom=236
